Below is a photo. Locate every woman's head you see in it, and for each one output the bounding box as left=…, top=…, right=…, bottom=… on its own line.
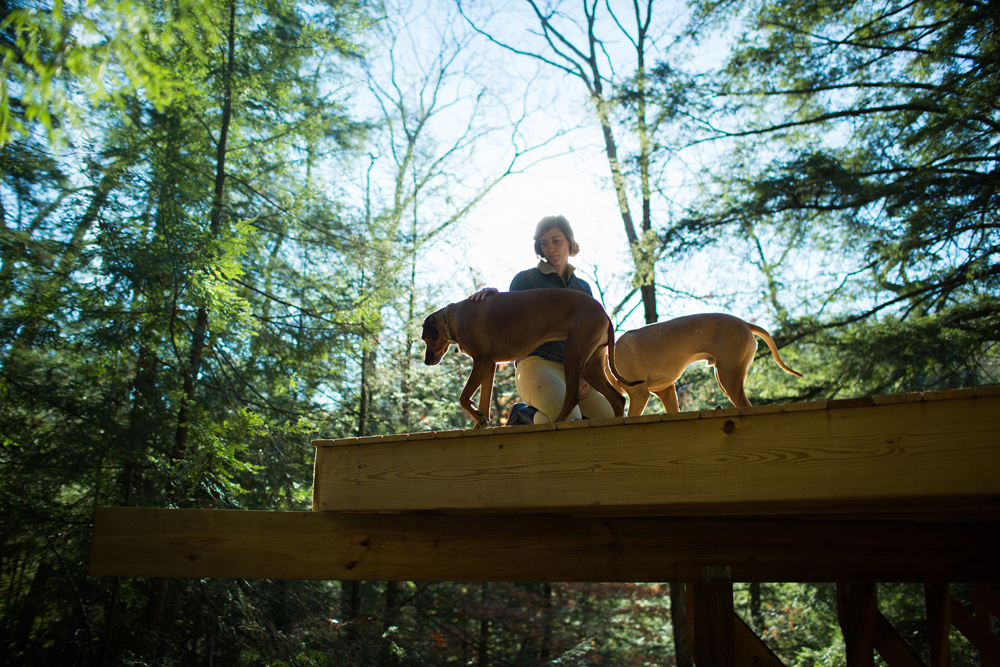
left=533, top=215, right=580, bottom=261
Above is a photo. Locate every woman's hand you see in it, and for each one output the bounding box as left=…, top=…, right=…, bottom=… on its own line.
left=579, top=379, right=591, bottom=399
left=468, top=287, right=499, bottom=301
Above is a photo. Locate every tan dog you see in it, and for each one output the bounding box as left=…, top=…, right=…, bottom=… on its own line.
left=606, top=313, right=803, bottom=415
left=421, top=289, right=637, bottom=427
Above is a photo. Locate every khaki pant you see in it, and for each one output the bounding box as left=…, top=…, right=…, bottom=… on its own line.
left=514, top=355, right=615, bottom=424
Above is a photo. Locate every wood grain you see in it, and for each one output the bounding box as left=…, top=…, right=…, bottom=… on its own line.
left=313, top=394, right=1000, bottom=516
left=692, top=580, right=736, bottom=667
left=89, top=508, right=1000, bottom=582
left=734, top=614, right=786, bottom=667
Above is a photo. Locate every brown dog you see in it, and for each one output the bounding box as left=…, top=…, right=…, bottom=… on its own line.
left=421, top=289, right=637, bottom=427
left=606, top=313, right=803, bottom=415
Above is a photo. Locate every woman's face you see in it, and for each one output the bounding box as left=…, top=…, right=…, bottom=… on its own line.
left=538, top=226, right=570, bottom=269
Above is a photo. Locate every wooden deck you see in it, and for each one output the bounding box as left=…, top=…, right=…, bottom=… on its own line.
left=88, top=386, right=1000, bottom=667
left=90, top=386, right=1000, bottom=582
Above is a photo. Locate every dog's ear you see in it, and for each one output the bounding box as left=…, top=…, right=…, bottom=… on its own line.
left=421, top=315, right=440, bottom=342
left=421, top=312, right=450, bottom=365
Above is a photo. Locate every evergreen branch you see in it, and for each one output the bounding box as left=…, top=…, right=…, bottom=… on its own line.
left=701, top=102, right=1000, bottom=140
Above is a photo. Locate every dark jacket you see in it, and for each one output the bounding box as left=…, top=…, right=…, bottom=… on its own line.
left=509, top=261, right=593, bottom=363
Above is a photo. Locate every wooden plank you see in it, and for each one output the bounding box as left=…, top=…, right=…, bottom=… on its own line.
left=313, top=394, right=1000, bottom=516
left=691, top=580, right=735, bottom=667
left=924, top=584, right=951, bottom=667
left=874, top=611, right=927, bottom=667
left=739, top=404, right=783, bottom=416
left=973, top=584, right=998, bottom=667
left=781, top=400, right=828, bottom=412
left=874, top=393, right=923, bottom=406
left=89, top=508, right=1000, bottom=582
left=951, top=594, right=1000, bottom=664
left=923, top=388, right=976, bottom=402
left=838, top=582, right=876, bottom=667
left=734, top=613, right=785, bottom=667
left=829, top=396, right=875, bottom=410
left=973, top=583, right=1000, bottom=620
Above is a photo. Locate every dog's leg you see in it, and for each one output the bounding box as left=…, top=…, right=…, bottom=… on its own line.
left=583, top=351, right=625, bottom=417
left=477, top=363, right=497, bottom=427
left=460, top=360, right=498, bottom=427
left=627, top=386, right=652, bottom=416
left=653, top=385, right=680, bottom=413
left=714, top=361, right=752, bottom=408
left=555, top=352, right=586, bottom=423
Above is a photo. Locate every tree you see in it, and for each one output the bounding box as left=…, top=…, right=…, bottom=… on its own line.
left=669, top=0, right=1000, bottom=399
left=0, top=0, right=216, bottom=145
left=458, top=0, right=703, bottom=327
left=350, top=0, right=564, bottom=436
left=1, top=0, right=376, bottom=661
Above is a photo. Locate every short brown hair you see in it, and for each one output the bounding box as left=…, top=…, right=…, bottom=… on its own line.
left=533, top=215, right=580, bottom=259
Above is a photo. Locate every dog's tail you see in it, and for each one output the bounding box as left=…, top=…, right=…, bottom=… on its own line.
left=606, top=321, right=642, bottom=387
left=748, top=324, right=804, bottom=377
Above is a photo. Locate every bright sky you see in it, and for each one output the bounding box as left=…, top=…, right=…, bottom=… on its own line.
left=458, top=157, right=632, bottom=297
left=364, top=0, right=767, bottom=331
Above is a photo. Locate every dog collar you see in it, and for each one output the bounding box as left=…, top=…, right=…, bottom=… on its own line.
left=442, top=310, right=458, bottom=343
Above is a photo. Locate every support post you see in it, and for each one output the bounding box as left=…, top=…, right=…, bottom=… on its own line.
left=973, top=584, right=998, bottom=667
left=690, top=567, right=735, bottom=667
left=838, top=582, right=876, bottom=667
left=924, top=583, right=951, bottom=667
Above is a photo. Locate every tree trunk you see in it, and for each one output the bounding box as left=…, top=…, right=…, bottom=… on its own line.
left=540, top=583, right=552, bottom=663
left=346, top=580, right=363, bottom=643
left=171, top=0, right=235, bottom=462
left=587, top=41, right=658, bottom=324
left=750, top=582, right=764, bottom=631
left=153, top=0, right=237, bottom=636
left=478, top=583, right=490, bottom=666
left=171, top=0, right=236, bottom=467
left=382, top=581, right=400, bottom=663
left=384, top=581, right=399, bottom=631
left=12, top=561, right=54, bottom=653
left=671, top=582, right=694, bottom=667
left=358, top=342, right=375, bottom=437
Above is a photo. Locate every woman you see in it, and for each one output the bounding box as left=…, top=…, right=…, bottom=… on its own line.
left=472, top=215, right=616, bottom=425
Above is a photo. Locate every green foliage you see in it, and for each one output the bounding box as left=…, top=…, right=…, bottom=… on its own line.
left=1, top=0, right=380, bottom=661
left=668, top=0, right=1000, bottom=403
left=3, top=0, right=998, bottom=663
left=1, top=0, right=225, bottom=145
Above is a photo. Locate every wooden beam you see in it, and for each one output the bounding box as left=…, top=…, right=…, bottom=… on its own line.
left=950, top=594, right=1000, bottom=664
left=973, top=584, right=998, bottom=667
left=734, top=614, right=785, bottom=667
left=838, top=582, right=877, bottom=667
left=312, top=390, right=1000, bottom=518
left=925, top=584, right=951, bottom=667
left=89, top=508, right=1000, bottom=582
left=689, top=587, right=787, bottom=667
left=874, top=611, right=927, bottom=667
left=974, top=584, right=1000, bottom=619
left=691, top=578, right=736, bottom=667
